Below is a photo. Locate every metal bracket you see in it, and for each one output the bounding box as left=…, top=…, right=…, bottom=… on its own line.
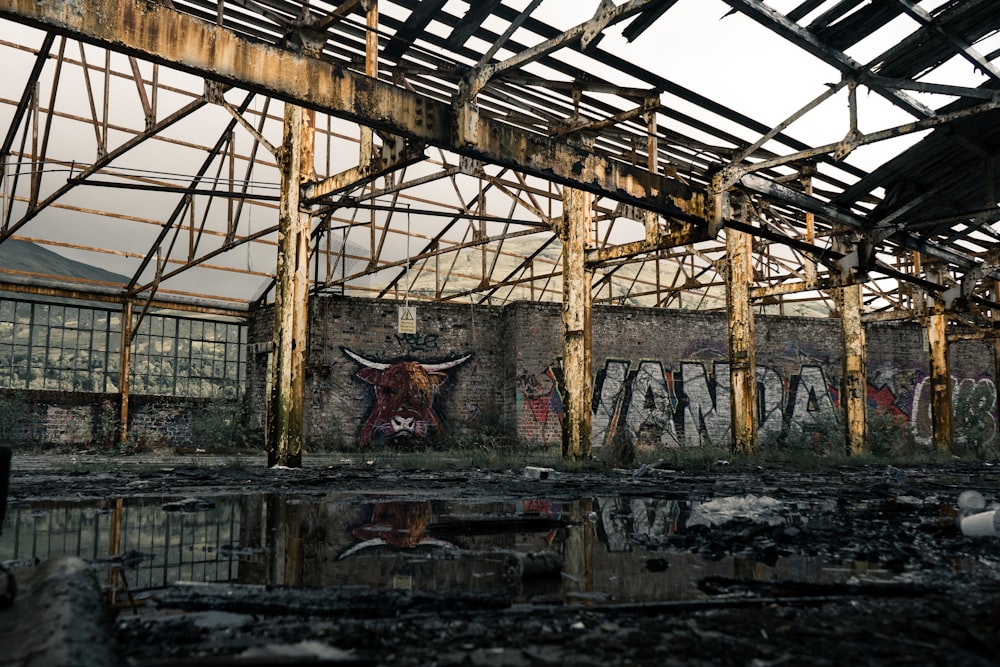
left=459, top=155, right=484, bottom=177
left=833, top=249, right=860, bottom=282
left=203, top=79, right=225, bottom=105
left=453, top=96, right=480, bottom=148
left=708, top=172, right=731, bottom=238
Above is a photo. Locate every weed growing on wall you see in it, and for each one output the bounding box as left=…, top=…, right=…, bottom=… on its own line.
left=868, top=407, right=918, bottom=457
left=0, top=393, right=28, bottom=442
left=759, top=408, right=845, bottom=454
left=310, top=414, right=347, bottom=452
left=603, top=427, right=636, bottom=468
left=191, top=401, right=255, bottom=452
left=96, top=399, right=121, bottom=448
left=445, top=413, right=522, bottom=453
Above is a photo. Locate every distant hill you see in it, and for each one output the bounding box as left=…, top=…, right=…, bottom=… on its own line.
left=0, top=239, right=128, bottom=285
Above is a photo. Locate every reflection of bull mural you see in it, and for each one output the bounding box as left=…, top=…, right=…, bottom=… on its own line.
left=339, top=501, right=456, bottom=559
left=342, top=347, right=471, bottom=446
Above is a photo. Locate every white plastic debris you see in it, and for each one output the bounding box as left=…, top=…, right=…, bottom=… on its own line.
left=960, top=509, right=1000, bottom=537
left=687, top=494, right=784, bottom=527
left=957, top=491, right=999, bottom=537
left=239, top=641, right=354, bottom=660
left=957, top=490, right=987, bottom=514
left=525, top=466, right=556, bottom=479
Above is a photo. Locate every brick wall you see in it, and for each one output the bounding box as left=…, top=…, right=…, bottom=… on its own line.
left=2, top=296, right=995, bottom=453
left=0, top=390, right=241, bottom=450
left=224, top=297, right=1000, bottom=453
left=249, top=297, right=508, bottom=450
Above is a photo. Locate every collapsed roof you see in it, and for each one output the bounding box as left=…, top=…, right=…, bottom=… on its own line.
left=0, top=0, right=997, bottom=326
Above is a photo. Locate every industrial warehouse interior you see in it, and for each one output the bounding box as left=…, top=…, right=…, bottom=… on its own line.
left=1, top=1, right=1000, bottom=665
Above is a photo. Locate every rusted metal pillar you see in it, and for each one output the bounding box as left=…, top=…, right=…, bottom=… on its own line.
left=266, top=496, right=303, bottom=586
left=644, top=105, right=658, bottom=243
left=561, top=187, right=593, bottom=460
left=840, top=281, right=868, bottom=454
left=993, top=281, right=1000, bottom=422
left=561, top=498, right=594, bottom=597
left=802, top=168, right=817, bottom=285
left=833, top=232, right=868, bottom=455
left=725, top=226, right=756, bottom=454
left=118, top=300, right=132, bottom=444
left=359, top=0, right=377, bottom=165
left=926, top=262, right=952, bottom=452
left=268, top=102, right=314, bottom=468
left=928, top=310, right=952, bottom=452
left=106, top=497, right=123, bottom=605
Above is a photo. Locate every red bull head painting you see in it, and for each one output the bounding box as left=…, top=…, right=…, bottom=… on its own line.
left=343, top=347, right=471, bottom=446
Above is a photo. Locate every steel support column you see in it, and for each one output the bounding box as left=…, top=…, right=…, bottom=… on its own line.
left=359, top=0, right=378, bottom=166
left=726, top=226, right=756, bottom=454
left=993, top=281, right=1000, bottom=433
left=840, top=282, right=868, bottom=454
left=268, top=103, right=313, bottom=468
left=927, top=310, right=952, bottom=451
left=926, top=263, right=952, bottom=451
left=561, top=187, right=593, bottom=460
left=118, top=300, right=133, bottom=445
left=833, top=231, right=868, bottom=455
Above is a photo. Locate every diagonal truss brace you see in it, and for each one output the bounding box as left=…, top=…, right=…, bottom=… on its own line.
left=457, top=0, right=659, bottom=104
left=302, top=140, right=426, bottom=202
left=739, top=174, right=1000, bottom=286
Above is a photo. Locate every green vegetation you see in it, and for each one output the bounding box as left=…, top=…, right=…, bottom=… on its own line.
left=96, top=399, right=121, bottom=448
left=868, top=407, right=918, bottom=457
left=0, top=392, right=28, bottom=442
left=190, top=401, right=257, bottom=452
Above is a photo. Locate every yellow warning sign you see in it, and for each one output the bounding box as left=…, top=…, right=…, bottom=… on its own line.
left=397, top=306, right=417, bottom=334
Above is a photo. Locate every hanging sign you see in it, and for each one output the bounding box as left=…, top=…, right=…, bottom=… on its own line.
left=397, top=306, right=417, bottom=334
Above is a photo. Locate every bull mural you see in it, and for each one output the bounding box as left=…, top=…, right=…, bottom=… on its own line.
left=342, top=347, right=471, bottom=446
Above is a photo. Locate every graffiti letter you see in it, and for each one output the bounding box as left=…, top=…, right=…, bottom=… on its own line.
left=623, top=361, right=677, bottom=447
left=786, top=365, right=836, bottom=434
left=757, top=366, right=784, bottom=439
left=592, top=360, right=630, bottom=448
left=678, top=362, right=731, bottom=447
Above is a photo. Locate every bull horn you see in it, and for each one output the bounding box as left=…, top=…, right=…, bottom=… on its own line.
left=341, top=347, right=389, bottom=370
left=422, top=354, right=472, bottom=372
left=342, top=347, right=471, bottom=372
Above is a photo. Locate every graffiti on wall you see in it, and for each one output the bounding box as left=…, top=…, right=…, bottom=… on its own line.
left=342, top=347, right=471, bottom=446
left=515, top=357, right=997, bottom=448
left=911, top=376, right=997, bottom=446
left=394, top=332, right=439, bottom=353
left=591, top=359, right=840, bottom=448
left=515, top=367, right=564, bottom=441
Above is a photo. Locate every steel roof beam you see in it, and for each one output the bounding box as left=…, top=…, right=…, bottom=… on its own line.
left=720, top=0, right=934, bottom=119
left=739, top=173, right=996, bottom=279
left=0, top=0, right=706, bottom=224
left=894, top=0, right=1000, bottom=84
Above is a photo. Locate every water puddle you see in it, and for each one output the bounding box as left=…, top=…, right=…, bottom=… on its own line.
left=0, top=489, right=972, bottom=607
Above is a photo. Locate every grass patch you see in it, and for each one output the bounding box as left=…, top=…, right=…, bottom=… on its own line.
left=0, top=392, right=28, bottom=442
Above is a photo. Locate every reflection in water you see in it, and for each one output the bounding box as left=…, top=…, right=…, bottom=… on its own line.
left=0, top=491, right=901, bottom=605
